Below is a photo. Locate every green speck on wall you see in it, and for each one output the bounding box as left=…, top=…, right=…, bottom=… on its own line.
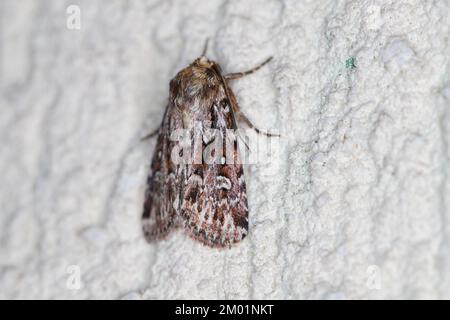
left=345, top=57, right=356, bottom=70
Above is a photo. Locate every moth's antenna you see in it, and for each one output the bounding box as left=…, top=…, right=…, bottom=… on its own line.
left=201, top=38, right=209, bottom=57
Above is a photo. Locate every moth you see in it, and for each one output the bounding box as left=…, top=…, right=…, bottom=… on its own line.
left=142, top=43, right=274, bottom=248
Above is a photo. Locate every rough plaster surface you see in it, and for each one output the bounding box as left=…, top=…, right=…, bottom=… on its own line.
left=0, top=0, right=449, bottom=299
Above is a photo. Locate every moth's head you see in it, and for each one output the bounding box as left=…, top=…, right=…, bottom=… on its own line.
left=194, top=56, right=214, bottom=68
left=193, top=56, right=222, bottom=73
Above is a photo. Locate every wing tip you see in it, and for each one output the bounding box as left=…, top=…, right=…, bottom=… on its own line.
left=142, top=216, right=178, bottom=243
left=185, top=225, right=248, bottom=249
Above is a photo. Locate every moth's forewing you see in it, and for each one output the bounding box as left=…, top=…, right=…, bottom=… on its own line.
left=142, top=104, right=181, bottom=241
left=179, top=65, right=249, bottom=248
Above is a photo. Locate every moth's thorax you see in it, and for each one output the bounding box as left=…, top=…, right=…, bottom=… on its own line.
left=170, top=56, right=225, bottom=112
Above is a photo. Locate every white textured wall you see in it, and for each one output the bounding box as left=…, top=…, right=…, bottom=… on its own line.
left=1, top=0, right=449, bottom=299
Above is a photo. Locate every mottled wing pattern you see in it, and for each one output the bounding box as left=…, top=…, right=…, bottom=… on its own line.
left=142, top=105, right=182, bottom=241
left=180, top=88, right=248, bottom=247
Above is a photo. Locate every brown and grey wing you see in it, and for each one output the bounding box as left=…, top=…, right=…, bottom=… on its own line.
left=180, top=100, right=248, bottom=247
left=142, top=110, right=181, bottom=242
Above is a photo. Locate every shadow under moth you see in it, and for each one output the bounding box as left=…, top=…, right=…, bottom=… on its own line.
left=142, top=43, right=274, bottom=248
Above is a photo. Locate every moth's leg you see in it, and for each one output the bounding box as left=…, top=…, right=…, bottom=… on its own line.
left=237, top=111, right=280, bottom=137
left=221, top=62, right=279, bottom=138
left=225, top=57, right=272, bottom=81
left=140, top=127, right=160, bottom=141
left=225, top=80, right=279, bottom=137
